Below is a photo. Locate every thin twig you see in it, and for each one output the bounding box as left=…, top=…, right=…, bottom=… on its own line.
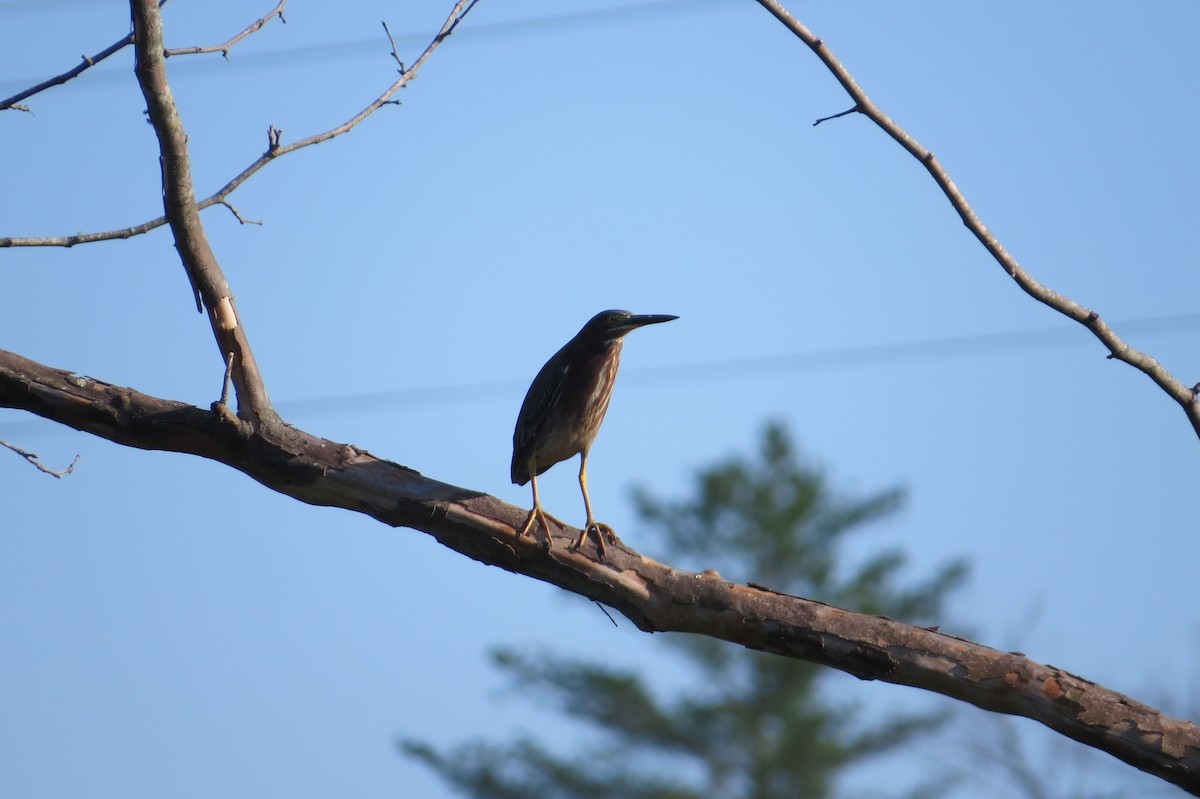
left=1, top=439, right=80, bottom=478
left=206, top=0, right=480, bottom=180
left=381, top=20, right=406, bottom=74
left=753, top=0, right=1200, bottom=441
left=164, top=0, right=287, bottom=59
left=1, top=0, right=481, bottom=249
left=218, top=200, right=262, bottom=226
left=0, top=0, right=169, bottom=112
left=210, top=351, right=243, bottom=426
left=440, top=0, right=482, bottom=41
left=812, top=105, right=857, bottom=126
left=0, top=219, right=168, bottom=248
left=220, top=351, right=235, bottom=407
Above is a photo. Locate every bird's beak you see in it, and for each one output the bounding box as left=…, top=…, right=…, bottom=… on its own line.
left=626, top=314, right=679, bottom=330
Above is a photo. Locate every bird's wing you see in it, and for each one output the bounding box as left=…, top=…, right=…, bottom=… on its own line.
left=511, top=358, right=570, bottom=483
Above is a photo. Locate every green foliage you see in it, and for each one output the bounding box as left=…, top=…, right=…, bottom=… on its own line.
left=403, top=422, right=969, bottom=799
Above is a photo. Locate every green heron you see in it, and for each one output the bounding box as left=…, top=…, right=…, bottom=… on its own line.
left=512, top=309, right=678, bottom=557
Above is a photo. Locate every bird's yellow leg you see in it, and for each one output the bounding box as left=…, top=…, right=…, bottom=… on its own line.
left=572, top=453, right=615, bottom=558
left=517, top=471, right=558, bottom=550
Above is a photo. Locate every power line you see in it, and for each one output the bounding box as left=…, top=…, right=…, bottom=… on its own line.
left=0, top=0, right=733, bottom=96
left=3, top=313, right=1196, bottom=440
left=278, top=312, right=1200, bottom=415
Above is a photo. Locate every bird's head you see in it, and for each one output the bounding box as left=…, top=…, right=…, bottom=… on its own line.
left=576, top=309, right=679, bottom=345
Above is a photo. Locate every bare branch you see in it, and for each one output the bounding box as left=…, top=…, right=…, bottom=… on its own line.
left=208, top=0, right=480, bottom=183
left=0, top=0, right=168, bottom=113
left=210, top=351, right=244, bottom=428
left=1, top=345, right=1198, bottom=794
left=753, top=0, right=1200, bottom=441
left=0, top=217, right=171, bottom=248
left=164, top=0, right=287, bottom=59
left=130, top=0, right=275, bottom=429
left=1, top=0, right=479, bottom=250
left=2, top=438, right=80, bottom=478
left=218, top=200, right=262, bottom=226
left=381, top=20, right=407, bottom=74
left=813, top=105, right=857, bottom=126
left=219, top=351, right=235, bottom=408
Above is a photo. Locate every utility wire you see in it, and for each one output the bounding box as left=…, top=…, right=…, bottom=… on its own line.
left=0, top=0, right=732, bottom=96
left=2, top=313, right=1197, bottom=439
left=278, top=312, right=1200, bottom=416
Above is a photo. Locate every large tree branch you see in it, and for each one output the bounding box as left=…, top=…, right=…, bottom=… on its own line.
left=1, top=0, right=478, bottom=251
left=130, top=0, right=274, bottom=429
left=752, top=0, right=1200, bottom=441
left=2, top=346, right=1197, bottom=794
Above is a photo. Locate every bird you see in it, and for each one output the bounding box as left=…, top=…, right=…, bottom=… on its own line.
left=511, top=309, right=678, bottom=558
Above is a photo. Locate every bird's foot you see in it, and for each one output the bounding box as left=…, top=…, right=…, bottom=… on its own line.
left=571, top=522, right=617, bottom=560
left=516, top=507, right=564, bottom=551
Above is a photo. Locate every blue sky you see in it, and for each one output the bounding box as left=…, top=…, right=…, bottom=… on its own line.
left=2, top=1, right=1198, bottom=796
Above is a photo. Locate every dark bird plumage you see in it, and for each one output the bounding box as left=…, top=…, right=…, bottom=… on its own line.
left=512, top=309, right=677, bottom=557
